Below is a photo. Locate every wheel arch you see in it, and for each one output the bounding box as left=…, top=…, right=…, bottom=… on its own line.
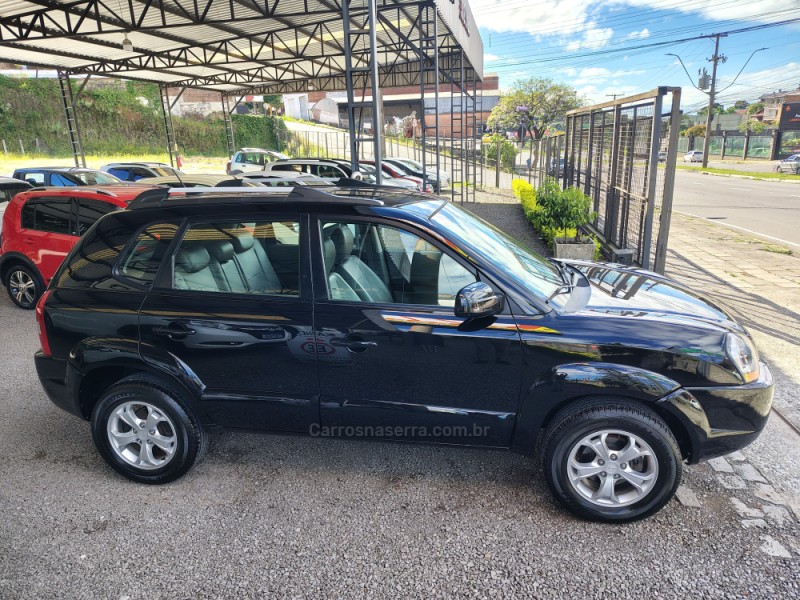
left=68, top=338, right=210, bottom=424
left=511, top=362, right=695, bottom=460
left=0, top=252, right=43, bottom=285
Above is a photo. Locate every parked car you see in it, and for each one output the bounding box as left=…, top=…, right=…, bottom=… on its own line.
left=548, top=158, right=566, bottom=177
left=239, top=172, right=329, bottom=187
left=386, top=157, right=450, bottom=187
left=260, top=159, right=363, bottom=180
left=775, top=154, right=800, bottom=174
left=683, top=151, right=703, bottom=163
left=355, top=164, right=418, bottom=190
left=0, top=177, right=32, bottom=234
left=34, top=185, right=772, bottom=523
left=361, top=160, right=432, bottom=193
left=136, top=175, right=265, bottom=188
left=0, top=185, right=154, bottom=308
left=226, top=148, right=290, bottom=174
left=381, top=159, right=442, bottom=192
left=658, top=151, right=667, bottom=163
left=12, top=167, right=124, bottom=187
left=100, top=162, right=183, bottom=181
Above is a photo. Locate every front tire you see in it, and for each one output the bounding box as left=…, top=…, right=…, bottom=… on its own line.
left=5, top=263, right=43, bottom=309
left=542, top=399, right=682, bottom=523
left=91, top=375, right=207, bottom=484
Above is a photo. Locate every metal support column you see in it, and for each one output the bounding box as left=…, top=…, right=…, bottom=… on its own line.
left=418, top=3, right=440, bottom=191
left=640, top=93, right=663, bottom=270
left=221, top=94, right=236, bottom=159
left=57, top=71, right=86, bottom=168
left=653, top=89, right=681, bottom=273
left=159, top=85, right=179, bottom=167
left=367, top=0, right=383, bottom=183
left=342, top=0, right=360, bottom=171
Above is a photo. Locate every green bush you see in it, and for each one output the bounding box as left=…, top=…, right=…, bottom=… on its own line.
left=514, top=176, right=599, bottom=257
left=483, top=134, right=517, bottom=170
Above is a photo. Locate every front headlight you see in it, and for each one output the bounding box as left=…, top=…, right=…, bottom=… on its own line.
left=724, top=333, right=760, bottom=383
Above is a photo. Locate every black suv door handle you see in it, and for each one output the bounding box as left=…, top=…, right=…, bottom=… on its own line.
left=331, top=337, right=378, bottom=353
left=152, top=323, right=196, bottom=340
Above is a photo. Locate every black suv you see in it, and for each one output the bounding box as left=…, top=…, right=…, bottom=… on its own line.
left=34, top=185, right=773, bottom=522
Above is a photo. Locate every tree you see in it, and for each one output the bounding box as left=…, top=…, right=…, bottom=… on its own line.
left=747, top=102, right=764, bottom=116
left=738, top=119, right=766, bottom=134
left=697, top=103, right=724, bottom=117
left=487, top=77, right=582, bottom=141
left=682, top=124, right=706, bottom=138
left=733, top=100, right=749, bottom=110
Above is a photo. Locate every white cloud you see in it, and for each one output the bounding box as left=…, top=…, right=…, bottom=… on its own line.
left=566, top=26, right=614, bottom=51
left=626, top=28, right=650, bottom=40
left=484, top=53, right=500, bottom=62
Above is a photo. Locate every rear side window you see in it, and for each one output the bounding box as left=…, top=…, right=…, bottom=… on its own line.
left=119, top=223, right=180, bottom=285
left=23, top=199, right=74, bottom=235
left=76, top=199, right=118, bottom=235
left=107, top=168, right=131, bottom=180
left=54, top=216, right=136, bottom=289
left=22, top=172, right=45, bottom=185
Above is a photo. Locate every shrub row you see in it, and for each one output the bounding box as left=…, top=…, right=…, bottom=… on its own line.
left=512, top=177, right=600, bottom=258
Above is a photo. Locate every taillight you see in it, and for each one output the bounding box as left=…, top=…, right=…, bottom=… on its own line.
left=36, top=289, right=53, bottom=357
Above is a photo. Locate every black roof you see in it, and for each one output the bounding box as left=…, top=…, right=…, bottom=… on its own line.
left=0, top=176, right=32, bottom=187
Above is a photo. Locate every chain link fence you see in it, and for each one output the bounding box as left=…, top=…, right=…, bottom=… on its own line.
left=563, top=88, right=682, bottom=273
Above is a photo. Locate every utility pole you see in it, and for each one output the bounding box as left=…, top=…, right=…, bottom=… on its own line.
left=606, top=94, right=621, bottom=101
left=702, top=33, right=727, bottom=168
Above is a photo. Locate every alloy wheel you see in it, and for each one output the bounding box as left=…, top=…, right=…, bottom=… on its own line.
left=566, top=429, right=659, bottom=507
left=107, top=401, right=178, bottom=471
left=9, top=269, right=36, bottom=307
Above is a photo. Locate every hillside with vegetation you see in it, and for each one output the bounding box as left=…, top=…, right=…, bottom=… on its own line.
left=0, top=76, right=286, bottom=157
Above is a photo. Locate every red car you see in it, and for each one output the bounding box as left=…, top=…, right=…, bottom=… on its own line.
left=0, top=185, right=150, bottom=308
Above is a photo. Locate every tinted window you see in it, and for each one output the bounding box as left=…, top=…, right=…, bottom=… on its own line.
left=50, top=173, right=79, bottom=186
left=77, top=199, right=117, bottom=235
left=130, top=168, right=151, bottom=181
left=31, top=199, right=74, bottom=235
left=54, top=216, right=136, bottom=289
left=21, top=203, right=35, bottom=229
left=120, top=223, right=180, bottom=285
left=107, top=168, right=131, bottom=180
left=172, top=220, right=300, bottom=296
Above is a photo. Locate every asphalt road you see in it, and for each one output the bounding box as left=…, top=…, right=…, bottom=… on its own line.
left=672, top=170, right=800, bottom=247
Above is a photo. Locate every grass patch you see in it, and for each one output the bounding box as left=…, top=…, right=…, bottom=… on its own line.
left=676, top=165, right=800, bottom=181
left=0, top=153, right=229, bottom=176
left=761, top=245, right=793, bottom=255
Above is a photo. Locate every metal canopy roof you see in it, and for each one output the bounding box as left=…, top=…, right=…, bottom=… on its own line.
left=0, top=0, right=484, bottom=94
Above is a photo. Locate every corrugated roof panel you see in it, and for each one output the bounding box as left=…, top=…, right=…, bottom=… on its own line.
left=0, top=46, right=93, bottom=68
left=0, top=0, right=44, bottom=19
left=166, top=65, right=228, bottom=76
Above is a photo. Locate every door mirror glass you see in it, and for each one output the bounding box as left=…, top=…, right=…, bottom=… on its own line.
left=454, top=282, right=504, bottom=319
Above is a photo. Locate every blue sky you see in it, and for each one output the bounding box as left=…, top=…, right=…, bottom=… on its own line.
left=472, top=0, right=799, bottom=113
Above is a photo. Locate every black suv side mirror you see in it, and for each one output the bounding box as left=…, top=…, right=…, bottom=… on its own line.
left=454, top=282, right=505, bottom=319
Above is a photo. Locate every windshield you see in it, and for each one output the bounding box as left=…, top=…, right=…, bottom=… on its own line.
left=72, top=170, right=121, bottom=184
left=419, top=202, right=565, bottom=308
left=151, top=167, right=180, bottom=177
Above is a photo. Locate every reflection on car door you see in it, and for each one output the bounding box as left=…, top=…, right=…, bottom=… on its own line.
left=312, top=217, right=522, bottom=447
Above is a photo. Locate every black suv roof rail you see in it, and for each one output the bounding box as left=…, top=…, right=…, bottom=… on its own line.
left=127, top=181, right=388, bottom=210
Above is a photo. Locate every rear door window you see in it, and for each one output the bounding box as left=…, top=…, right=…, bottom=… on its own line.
left=77, top=199, right=118, bottom=235
left=26, top=199, right=75, bottom=235
left=119, top=222, right=180, bottom=286
left=22, top=172, right=45, bottom=186
left=107, top=168, right=131, bottom=180
left=50, top=173, right=79, bottom=186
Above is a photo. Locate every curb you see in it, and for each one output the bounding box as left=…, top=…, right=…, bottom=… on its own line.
left=680, top=169, right=800, bottom=184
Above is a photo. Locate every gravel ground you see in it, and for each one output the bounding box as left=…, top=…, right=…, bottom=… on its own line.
left=1, top=196, right=799, bottom=599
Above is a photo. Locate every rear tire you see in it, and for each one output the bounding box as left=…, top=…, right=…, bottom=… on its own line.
left=91, top=375, right=208, bottom=484
left=5, top=263, right=43, bottom=309
left=542, top=398, right=682, bottom=523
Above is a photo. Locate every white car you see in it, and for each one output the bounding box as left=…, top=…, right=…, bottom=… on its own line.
left=386, top=157, right=450, bottom=186
left=226, top=148, right=290, bottom=174
left=683, top=151, right=704, bottom=163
